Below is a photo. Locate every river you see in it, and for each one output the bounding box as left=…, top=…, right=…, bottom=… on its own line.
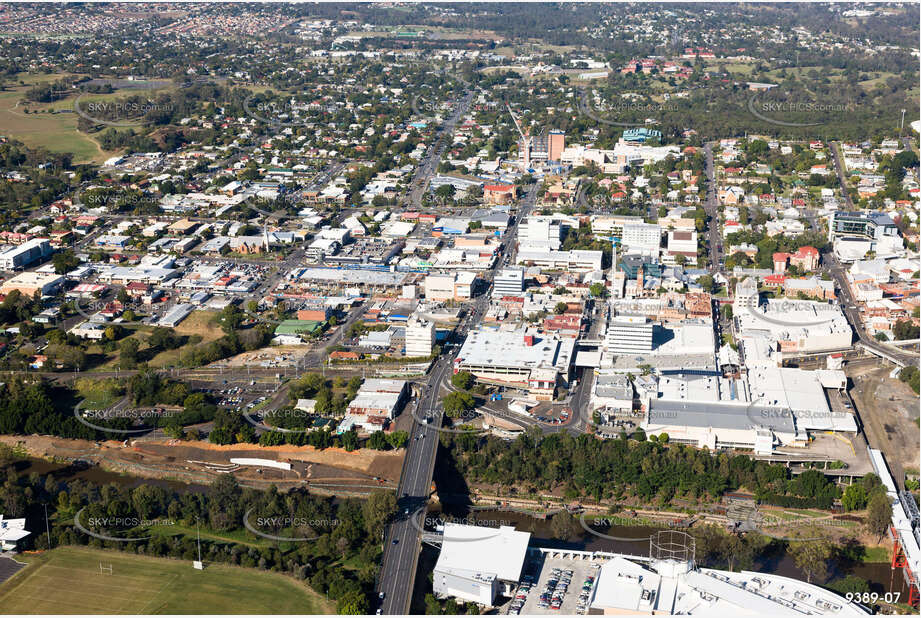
left=17, top=458, right=908, bottom=608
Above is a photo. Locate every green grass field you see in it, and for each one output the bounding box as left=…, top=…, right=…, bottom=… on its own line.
left=0, top=546, right=334, bottom=615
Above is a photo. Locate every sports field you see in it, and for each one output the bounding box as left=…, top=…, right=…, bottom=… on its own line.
left=0, top=546, right=334, bottom=615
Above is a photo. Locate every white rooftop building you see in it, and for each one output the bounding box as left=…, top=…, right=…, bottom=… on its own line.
left=590, top=555, right=867, bottom=616
left=455, top=326, right=575, bottom=399
left=0, top=515, right=30, bottom=551
left=735, top=298, right=852, bottom=358
left=433, top=523, right=531, bottom=605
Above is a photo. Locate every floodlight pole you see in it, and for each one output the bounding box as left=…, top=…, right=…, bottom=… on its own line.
left=44, top=503, right=52, bottom=549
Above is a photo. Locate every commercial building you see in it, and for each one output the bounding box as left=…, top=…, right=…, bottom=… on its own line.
left=492, top=268, right=525, bottom=298
left=590, top=214, right=644, bottom=237
left=0, top=515, right=30, bottom=552
left=454, top=326, right=575, bottom=399
left=483, top=184, right=518, bottom=205
left=829, top=210, right=900, bottom=242
left=424, top=272, right=476, bottom=301
left=735, top=298, right=852, bottom=359
left=405, top=314, right=435, bottom=357
left=517, top=129, right=565, bottom=168
left=433, top=523, right=531, bottom=605
left=294, top=267, right=407, bottom=291
left=621, top=222, right=662, bottom=257
left=341, top=378, right=408, bottom=432
left=515, top=249, right=603, bottom=272
left=666, top=230, right=698, bottom=262
left=589, top=555, right=866, bottom=615
left=0, top=271, right=64, bottom=297
left=641, top=365, right=856, bottom=453
left=622, top=127, right=662, bottom=143
left=590, top=372, right=635, bottom=419
left=605, top=314, right=654, bottom=354
left=518, top=215, right=564, bottom=251
left=829, top=211, right=903, bottom=260
left=0, top=238, right=52, bottom=270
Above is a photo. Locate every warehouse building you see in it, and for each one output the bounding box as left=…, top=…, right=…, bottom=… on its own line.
left=433, top=523, right=531, bottom=606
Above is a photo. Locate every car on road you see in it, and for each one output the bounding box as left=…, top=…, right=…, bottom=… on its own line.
left=392, top=538, right=399, bottom=544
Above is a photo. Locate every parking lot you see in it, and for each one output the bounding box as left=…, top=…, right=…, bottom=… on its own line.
left=515, top=556, right=601, bottom=615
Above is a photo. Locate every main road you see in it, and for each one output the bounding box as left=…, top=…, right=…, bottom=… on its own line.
left=406, top=89, right=476, bottom=209
left=377, top=156, right=538, bottom=614
left=702, top=142, right=723, bottom=272
left=825, top=143, right=916, bottom=367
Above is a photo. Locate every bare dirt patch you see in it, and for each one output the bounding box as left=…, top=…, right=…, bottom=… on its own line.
left=0, top=434, right=404, bottom=492
left=848, top=364, right=920, bottom=485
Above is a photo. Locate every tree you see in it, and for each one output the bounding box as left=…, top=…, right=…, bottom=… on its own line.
left=841, top=484, right=868, bottom=512
left=720, top=304, right=733, bottom=321
left=386, top=431, right=408, bottom=449
left=336, top=589, right=369, bottom=615
left=442, top=391, right=475, bottom=418
left=698, top=274, right=715, bottom=293
left=368, top=431, right=388, bottom=450
left=340, top=429, right=359, bottom=452
left=589, top=282, right=606, bottom=298
left=893, top=319, right=920, bottom=341
left=119, top=338, right=140, bottom=368
left=103, top=325, right=123, bottom=341
left=451, top=371, right=475, bottom=390
left=424, top=594, right=442, bottom=615
left=550, top=511, right=579, bottom=540
left=899, top=366, right=920, bottom=394
left=874, top=331, right=889, bottom=342
left=148, top=327, right=179, bottom=350
left=218, top=304, right=244, bottom=333
left=52, top=250, right=79, bottom=274
left=789, top=538, right=831, bottom=583
left=829, top=575, right=871, bottom=597
left=434, top=184, right=456, bottom=203
left=554, top=302, right=568, bottom=315
left=362, top=489, right=396, bottom=539
left=866, top=492, right=892, bottom=539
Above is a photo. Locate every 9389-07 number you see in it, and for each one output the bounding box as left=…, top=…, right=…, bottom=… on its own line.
left=845, top=592, right=900, bottom=604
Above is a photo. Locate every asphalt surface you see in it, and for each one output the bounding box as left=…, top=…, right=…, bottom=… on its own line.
left=702, top=142, right=724, bottom=271
left=825, top=143, right=917, bottom=367
left=376, top=87, right=481, bottom=615
left=377, top=125, right=548, bottom=612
